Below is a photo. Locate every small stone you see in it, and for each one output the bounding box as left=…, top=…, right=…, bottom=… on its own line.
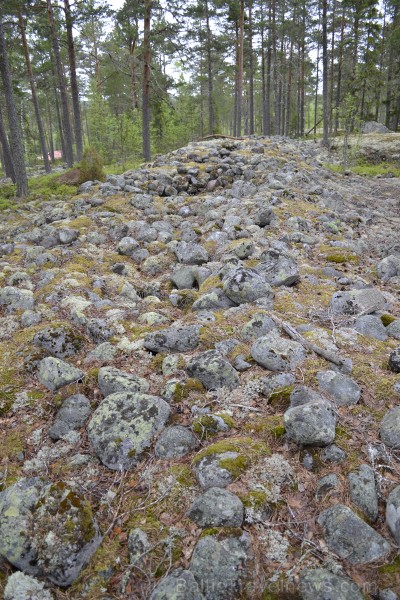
left=48, top=394, right=91, bottom=440
left=58, top=228, right=79, bottom=245
left=387, top=320, right=400, bottom=340
left=388, top=347, right=400, bottom=373
left=251, top=331, right=306, bottom=372
left=149, top=569, right=204, bottom=600
left=155, top=426, right=199, bottom=459
left=377, top=255, right=400, bottom=280
left=290, top=386, right=322, bottom=407
left=187, top=350, right=239, bottom=390
left=21, top=310, right=41, bottom=327
left=318, top=504, right=390, bottom=564
left=189, top=532, right=250, bottom=600
left=175, top=241, right=209, bottom=265
left=4, top=572, right=55, bottom=600
left=128, top=528, right=150, bottom=565
left=284, top=400, right=336, bottom=446
left=330, top=288, right=387, bottom=315
left=33, top=325, right=84, bottom=358
left=380, top=406, right=400, bottom=448
left=379, top=589, right=398, bottom=600
left=37, top=357, right=84, bottom=391
left=117, top=236, right=140, bottom=256
left=187, top=487, right=244, bottom=527
left=316, top=473, right=339, bottom=499
left=349, top=464, right=378, bottom=522
left=299, top=568, right=363, bottom=600
left=194, top=451, right=240, bottom=490
left=144, top=324, right=200, bottom=353
left=259, top=249, right=300, bottom=287
left=317, top=370, right=361, bottom=406
left=170, top=266, right=196, bottom=289
left=386, top=485, right=400, bottom=545
left=241, top=313, right=276, bottom=341
left=223, top=267, right=273, bottom=305
left=98, top=366, right=149, bottom=396
left=0, top=286, right=34, bottom=311
left=320, top=444, right=347, bottom=464
left=88, top=392, right=170, bottom=470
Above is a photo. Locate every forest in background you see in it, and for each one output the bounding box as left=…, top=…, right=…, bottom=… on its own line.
left=0, top=0, right=399, bottom=197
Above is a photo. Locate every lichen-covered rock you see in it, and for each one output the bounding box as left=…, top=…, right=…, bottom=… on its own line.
left=299, top=568, right=363, bottom=600
left=259, top=249, right=300, bottom=287
left=349, top=464, right=378, bottom=522
left=48, top=394, right=91, bottom=440
left=170, top=266, right=196, bottom=289
left=223, top=267, right=273, bottom=305
left=187, top=487, right=244, bottom=527
left=320, top=444, right=347, bottom=464
left=128, top=528, right=150, bottom=565
left=149, top=569, right=205, bottom=600
left=318, top=504, right=390, bottom=564
left=4, top=572, right=55, bottom=600
left=386, top=485, right=400, bottom=545
left=117, top=236, right=140, bottom=256
left=380, top=406, right=400, bottom=448
left=0, top=286, right=34, bottom=311
left=0, top=478, right=101, bottom=586
left=330, top=288, right=387, bottom=315
left=315, top=473, right=339, bottom=499
left=241, top=313, right=276, bottom=341
left=155, top=425, right=199, bottom=458
left=284, top=400, right=336, bottom=446
left=317, top=370, right=361, bottom=406
left=144, top=324, right=200, bottom=353
left=88, top=392, right=170, bottom=470
left=33, top=325, right=84, bottom=358
left=387, top=320, right=400, bottom=340
left=388, top=347, right=400, bottom=373
left=175, top=241, right=209, bottom=265
left=377, top=255, right=400, bottom=280
left=37, top=357, right=84, bottom=391
left=98, top=366, right=149, bottom=396
left=187, top=351, right=239, bottom=390
left=251, top=331, right=306, bottom=371
left=189, top=532, right=251, bottom=600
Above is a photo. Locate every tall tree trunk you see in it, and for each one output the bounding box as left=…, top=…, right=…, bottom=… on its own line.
left=64, top=0, right=83, bottom=161
left=18, top=9, right=51, bottom=173
left=47, top=0, right=74, bottom=167
left=300, top=6, right=305, bottom=136
left=272, top=0, right=279, bottom=134
left=205, top=0, right=214, bottom=134
left=260, top=5, right=268, bottom=135
left=129, top=39, right=138, bottom=111
left=0, top=17, right=28, bottom=196
left=329, top=0, right=336, bottom=134
left=334, top=6, right=344, bottom=134
left=0, top=102, right=16, bottom=182
left=54, top=86, right=66, bottom=160
left=322, top=0, right=329, bottom=146
left=285, top=36, right=294, bottom=136
left=248, top=0, right=254, bottom=135
left=236, top=0, right=245, bottom=136
left=265, top=3, right=272, bottom=135
left=142, top=0, right=151, bottom=160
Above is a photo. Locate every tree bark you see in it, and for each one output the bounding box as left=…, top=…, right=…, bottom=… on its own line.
left=236, top=0, right=245, bottom=136
left=205, top=0, right=214, bottom=135
left=322, top=0, right=329, bottom=146
left=248, top=0, right=254, bottom=135
left=47, top=0, right=74, bottom=167
left=0, top=101, right=16, bottom=182
left=18, top=9, right=51, bottom=173
left=142, top=0, right=152, bottom=160
left=64, top=0, right=83, bottom=161
left=0, top=17, right=28, bottom=196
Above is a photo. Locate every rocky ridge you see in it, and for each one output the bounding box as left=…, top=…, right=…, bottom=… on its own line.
left=0, top=135, right=399, bottom=599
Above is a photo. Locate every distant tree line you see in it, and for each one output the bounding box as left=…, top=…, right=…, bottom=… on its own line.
left=0, top=0, right=399, bottom=196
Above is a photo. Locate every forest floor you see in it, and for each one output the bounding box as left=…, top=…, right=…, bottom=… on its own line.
left=0, top=134, right=399, bottom=600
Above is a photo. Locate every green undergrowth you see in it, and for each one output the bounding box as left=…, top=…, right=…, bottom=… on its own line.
left=325, top=160, right=400, bottom=177
left=0, top=172, right=77, bottom=206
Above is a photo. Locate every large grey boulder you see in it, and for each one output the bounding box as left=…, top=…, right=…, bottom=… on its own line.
left=0, top=477, right=101, bottom=586
left=259, top=249, right=300, bottom=287
left=170, top=266, right=196, bottom=289
left=354, top=315, right=388, bottom=340
left=241, top=313, right=276, bottom=341
left=155, top=426, right=199, bottom=459
left=189, top=532, right=251, bottom=600
left=194, top=451, right=240, bottom=490
left=318, top=504, right=390, bottom=564
left=88, top=392, right=170, bottom=470
left=149, top=569, right=204, bottom=600
left=377, top=255, right=400, bottom=281
left=187, top=487, right=244, bottom=527
left=187, top=351, right=239, bottom=390
left=381, top=406, right=400, bottom=448
left=284, top=399, right=336, bottom=446
left=386, top=485, right=400, bottom=545
left=4, top=572, right=55, bottom=600
left=117, top=236, right=140, bottom=256
left=144, top=324, right=200, bottom=353
left=33, top=325, right=84, bottom=358
left=0, top=286, right=34, bottom=311
left=387, top=320, right=400, bottom=340
left=349, top=464, right=378, bottom=522
left=317, top=370, right=360, bottom=406
left=98, top=366, right=149, bottom=396
left=222, top=267, right=273, bottom=305
left=251, top=331, right=306, bottom=371
left=361, top=121, right=390, bottom=133
left=48, top=394, right=91, bottom=440
left=37, top=357, right=84, bottom=391
left=192, top=289, right=235, bottom=311
left=330, top=288, right=387, bottom=315
left=299, top=568, right=363, bottom=600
